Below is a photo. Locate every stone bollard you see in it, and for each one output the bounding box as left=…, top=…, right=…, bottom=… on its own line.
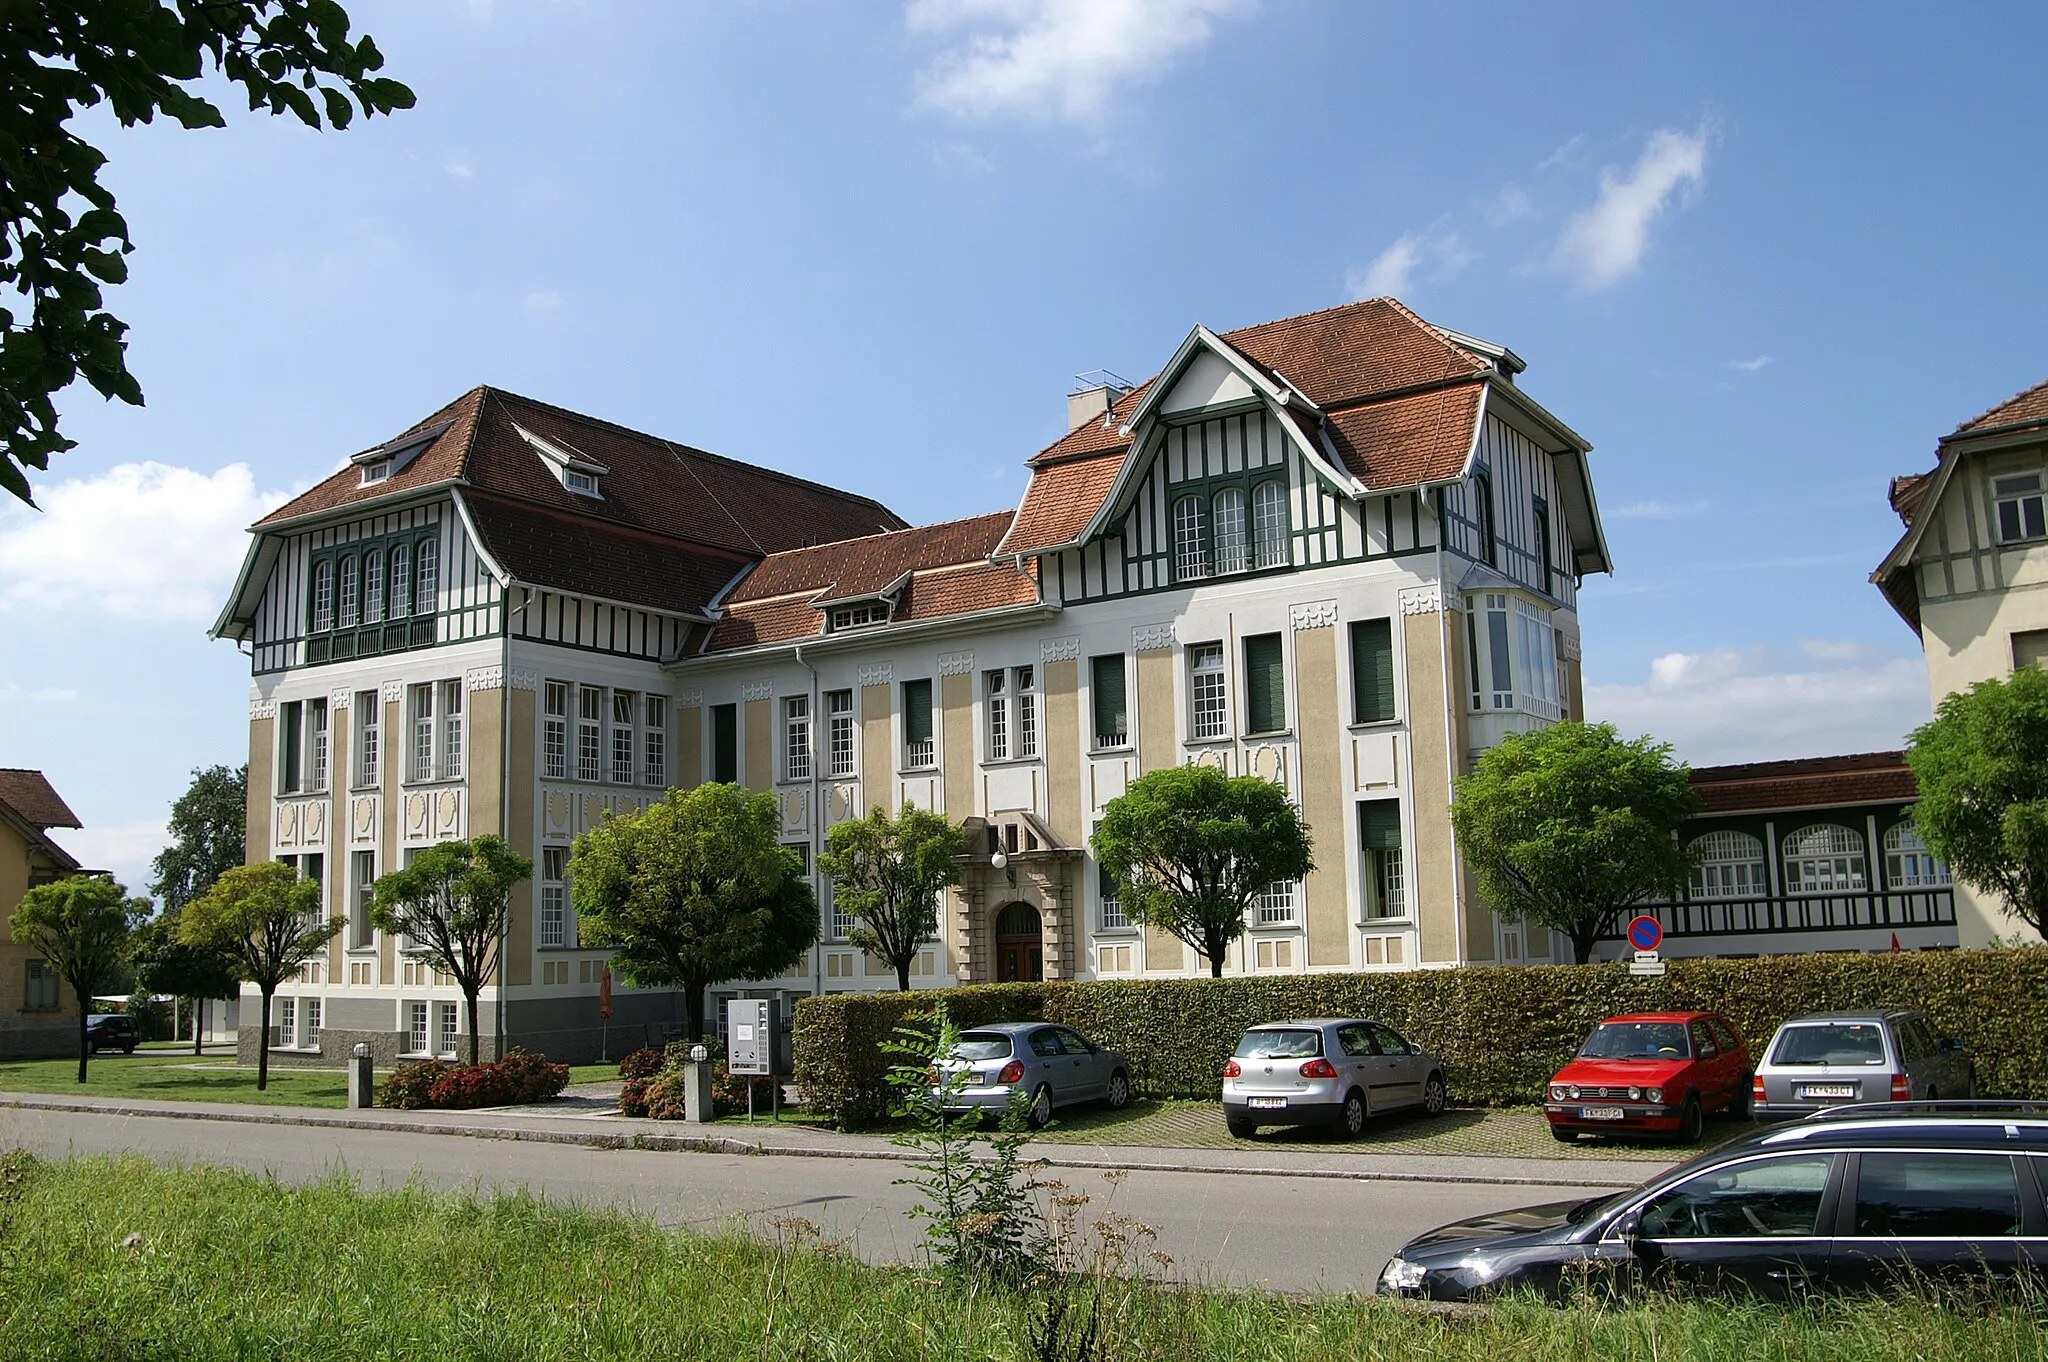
left=347, top=1042, right=376, bottom=1108
left=684, top=1044, right=715, bottom=1124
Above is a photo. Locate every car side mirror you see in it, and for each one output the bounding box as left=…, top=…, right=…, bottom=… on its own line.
left=1607, top=1209, right=1641, bottom=1247
left=1408, top=1042, right=1424, bottom=1056
left=1942, top=1037, right=1965, bottom=1053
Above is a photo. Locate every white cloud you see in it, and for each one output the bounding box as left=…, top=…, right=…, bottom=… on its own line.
left=1607, top=499, right=1713, bottom=520
left=1483, top=185, right=1533, bottom=227
left=907, top=0, right=1250, bottom=123
left=1724, top=354, right=1772, bottom=372
left=0, top=463, right=289, bottom=621
left=1549, top=126, right=1708, bottom=289
left=524, top=290, right=564, bottom=312
left=1586, top=650, right=1931, bottom=766
left=0, top=683, right=77, bottom=702
left=1345, top=229, right=1472, bottom=300
left=49, top=820, right=169, bottom=900
left=445, top=158, right=476, bottom=179
left=1535, top=134, right=1585, bottom=173
left=1798, top=637, right=1876, bottom=664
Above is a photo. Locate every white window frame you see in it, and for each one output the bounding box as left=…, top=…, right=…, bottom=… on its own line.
left=1189, top=643, right=1228, bottom=740
left=338, top=555, right=359, bottom=629
left=276, top=997, right=295, bottom=1047
left=577, top=685, right=603, bottom=783
left=1251, top=478, right=1288, bottom=568
left=611, top=689, right=637, bottom=785
left=354, top=689, right=381, bottom=788
left=1514, top=599, right=1560, bottom=720
left=830, top=602, right=887, bottom=630
left=436, top=1001, right=459, bottom=1058
left=363, top=549, right=384, bottom=624
left=1255, top=881, right=1298, bottom=927
left=349, top=849, right=376, bottom=950
left=540, top=847, right=569, bottom=948
left=307, top=697, right=329, bottom=793
left=826, top=690, right=855, bottom=778
left=406, top=1000, right=429, bottom=1055
left=1213, top=486, right=1249, bottom=575
left=985, top=668, right=1009, bottom=761
left=438, top=679, right=464, bottom=779
left=415, top=537, right=439, bottom=614
left=825, top=873, right=853, bottom=940
left=1883, top=821, right=1952, bottom=889
left=408, top=683, right=435, bottom=783
left=784, top=694, right=811, bottom=781
left=310, top=560, right=333, bottom=633
left=1782, top=824, right=1868, bottom=894
left=389, top=543, right=411, bottom=618
left=1172, top=494, right=1210, bottom=581
left=1993, top=472, right=2047, bottom=544
left=301, top=997, right=322, bottom=1050
left=643, top=694, right=667, bottom=786
left=543, top=681, right=569, bottom=781
left=1688, top=830, right=1768, bottom=899
left=565, top=468, right=599, bottom=497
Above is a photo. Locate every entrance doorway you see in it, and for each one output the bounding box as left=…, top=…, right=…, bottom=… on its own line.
left=994, top=902, right=1044, bottom=983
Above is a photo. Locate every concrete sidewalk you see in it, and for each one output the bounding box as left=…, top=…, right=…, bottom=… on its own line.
left=0, top=1086, right=1647, bottom=1190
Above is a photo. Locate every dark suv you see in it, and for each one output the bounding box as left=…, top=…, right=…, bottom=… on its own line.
left=1380, top=1104, right=2048, bottom=1300
left=84, top=1014, right=140, bottom=1054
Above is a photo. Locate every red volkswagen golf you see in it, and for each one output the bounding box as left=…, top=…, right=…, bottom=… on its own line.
left=1544, top=1011, right=1752, bottom=1143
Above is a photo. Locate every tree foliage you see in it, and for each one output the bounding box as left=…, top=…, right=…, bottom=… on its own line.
left=1450, top=721, right=1697, bottom=966
left=569, top=784, right=818, bottom=1040
left=180, top=860, right=340, bottom=1088
left=1090, top=765, right=1314, bottom=979
left=148, top=763, right=247, bottom=912
left=130, top=914, right=241, bottom=1055
left=9, top=874, right=148, bottom=1081
left=0, top=1, right=413, bottom=504
left=370, top=836, right=533, bottom=1065
left=1906, top=665, right=2048, bottom=941
left=821, top=803, right=966, bottom=992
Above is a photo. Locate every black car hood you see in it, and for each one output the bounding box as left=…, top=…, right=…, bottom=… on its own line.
left=1400, top=1198, right=1598, bottom=1258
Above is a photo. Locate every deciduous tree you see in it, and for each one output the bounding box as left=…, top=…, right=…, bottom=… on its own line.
left=570, top=784, right=817, bottom=1040
left=370, top=836, right=533, bottom=1065
left=1091, top=766, right=1314, bottom=979
left=180, top=860, right=340, bottom=1089
left=149, top=764, right=247, bottom=912
left=130, top=914, right=241, bottom=1055
left=822, top=804, right=967, bottom=991
left=1906, top=665, right=2048, bottom=941
left=1450, top=721, right=1697, bottom=965
left=0, top=1, right=413, bottom=504
left=9, top=874, right=148, bottom=1081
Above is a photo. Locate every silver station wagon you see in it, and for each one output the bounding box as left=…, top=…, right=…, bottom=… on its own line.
left=934, top=1021, right=1133, bottom=1129
left=1753, top=1009, right=1974, bottom=1119
left=1222, top=1018, right=1448, bottom=1139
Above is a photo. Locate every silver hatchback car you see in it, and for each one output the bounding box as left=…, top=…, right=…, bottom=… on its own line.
left=1753, top=1009, right=1974, bottom=1119
left=934, top=1021, right=1133, bottom=1129
left=1222, top=1018, right=1448, bottom=1139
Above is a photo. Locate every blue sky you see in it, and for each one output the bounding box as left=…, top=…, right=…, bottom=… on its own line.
left=5, top=1, right=2046, bottom=895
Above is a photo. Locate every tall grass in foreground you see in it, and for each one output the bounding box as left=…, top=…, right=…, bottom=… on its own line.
left=0, top=1153, right=2042, bottom=1362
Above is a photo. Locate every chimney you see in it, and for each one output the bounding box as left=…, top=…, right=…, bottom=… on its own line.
left=1067, top=370, right=1132, bottom=431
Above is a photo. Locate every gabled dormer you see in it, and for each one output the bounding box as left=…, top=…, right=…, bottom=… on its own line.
left=513, top=422, right=609, bottom=499
left=351, top=419, right=453, bottom=486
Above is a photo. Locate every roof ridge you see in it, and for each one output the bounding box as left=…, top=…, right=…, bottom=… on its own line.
left=755, top=508, right=1017, bottom=561
left=1951, top=375, right=2048, bottom=434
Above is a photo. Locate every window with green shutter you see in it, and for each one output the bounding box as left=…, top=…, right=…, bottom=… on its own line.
left=903, top=678, right=935, bottom=767
left=711, top=704, right=737, bottom=783
left=1359, top=798, right=1406, bottom=919
left=1244, top=633, right=1286, bottom=734
left=1091, top=654, right=1129, bottom=748
left=1350, top=618, right=1395, bottom=723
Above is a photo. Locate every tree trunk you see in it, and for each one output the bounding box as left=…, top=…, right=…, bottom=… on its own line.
left=1569, top=927, right=1599, bottom=966
left=895, top=955, right=913, bottom=992
left=465, top=990, right=481, bottom=1066
left=192, top=997, right=204, bottom=1056
left=76, top=996, right=89, bottom=1084
left=684, top=978, right=707, bottom=1041
left=257, top=990, right=273, bottom=1091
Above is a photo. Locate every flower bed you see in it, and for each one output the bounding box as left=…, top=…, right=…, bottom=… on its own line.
left=377, top=1048, right=571, bottom=1111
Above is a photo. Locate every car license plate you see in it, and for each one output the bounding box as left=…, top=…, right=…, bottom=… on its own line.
left=1247, top=1097, right=1288, bottom=1110
left=1579, top=1106, right=1625, bottom=1121
left=1801, top=1084, right=1856, bottom=1099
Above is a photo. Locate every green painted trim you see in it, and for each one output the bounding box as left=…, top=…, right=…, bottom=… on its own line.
left=1156, top=396, right=1266, bottom=424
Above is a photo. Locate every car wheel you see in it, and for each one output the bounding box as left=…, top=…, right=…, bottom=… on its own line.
left=1924, top=1085, right=1937, bottom=1102
left=86, top=1041, right=99, bottom=1055
left=1677, top=1095, right=1704, bottom=1143
left=1104, top=1069, right=1131, bottom=1111
left=1026, top=1085, right=1053, bottom=1131
left=1727, top=1084, right=1753, bottom=1121
left=1421, top=1073, right=1447, bottom=1117
left=122, top=1044, right=137, bottom=1054
left=1550, top=1124, right=1579, bottom=1144
left=1340, top=1090, right=1368, bottom=1139
left=1226, top=1114, right=1258, bottom=1139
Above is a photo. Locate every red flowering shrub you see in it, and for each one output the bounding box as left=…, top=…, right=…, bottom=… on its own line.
left=643, top=1069, right=691, bottom=1120
left=377, top=1049, right=570, bottom=1111
left=618, top=1077, right=652, bottom=1118
left=378, top=1060, right=446, bottom=1110
left=618, top=1047, right=665, bottom=1081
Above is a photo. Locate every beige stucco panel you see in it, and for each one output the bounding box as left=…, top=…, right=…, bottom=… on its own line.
left=505, top=684, right=536, bottom=986
left=860, top=684, right=892, bottom=814
left=1044, top=658, right=1081, bottom=847
left=940, top=672, right=972, bottom=822
left=676, top=705, right=703, bottom=790
left=1134, top=648, right=1182, bottom=968
left=379, top=696, right=399, bottom=979
left=246, top=716, right=273, bottom=866
left=1406, top=608, right=1463, bottom=964
left=1293, top=624, right=1348, bottom=967
left=744, top=698, right=772, bottom=792
left=1919, top=582, right=2048, bottom=707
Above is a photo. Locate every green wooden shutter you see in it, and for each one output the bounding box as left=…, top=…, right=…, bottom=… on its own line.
left=711, top=704, right=737, bottom=783
left=903, top=679, right=933, bottom=746
left=1091, top=654, right=1128, bottom=746
left=1359, top=799, right=1402, bottom=852
left=1244, top=633, right=1286, bottom=734
left=1350, top=618, right=1395, bottom=723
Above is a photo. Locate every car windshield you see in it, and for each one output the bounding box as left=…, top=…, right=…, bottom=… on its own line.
left=1580, top=1021, right=1691, bottom=1060
left=951, top=1033, right=1014, bottom=1062
left=1769, top=1023, right=1886, bottom=1066
left=1235, top=1029, right=1323, bottom=1060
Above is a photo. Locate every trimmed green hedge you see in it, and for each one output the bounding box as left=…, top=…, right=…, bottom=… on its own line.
left=792, top=947, right=2048, bottom=1127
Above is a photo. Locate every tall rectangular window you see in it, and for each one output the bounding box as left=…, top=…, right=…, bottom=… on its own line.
left=1098, top=862, right=1127, bottom=931
left=1349, top=618, right=1395, bottom=723
left=711, top=703, right=738, bottom=783
left=1173, top=494, right=1210, bottom=581
left=610, top=689, right=637, bottom=784
left=406, top=1001, right=429, bottom=1054
left=1472, top=472, right=1497, bottom=567
left=577, top=685, right=603, bottom=783
left=543, top=682, right=569, bottom=781
left=982, top=667, right=1039, bottom=760
left=1359, top=800, right=1405, bottom=919
left=540, top=847, right=568, bottom=948
left=349, top=850, right=375, bottom=950
left=409, top=683, right=435, bottom=782
left=1189, top=644, right=1227, bottom=740
left=1256, top=881, right=1297, bottom=926
left=23, top=959, right=59, bottom=1011
left=1467, top=593, right=1514, bottom=711
left=1015, top=665, right=1037, bottom=758
left=1091, top=654, right=1129, bottom=749
left=784, top=694, right=811, bottom=781
left=437, top=1002, right=459, bottom=1056
left=363, top=550, right=384, bottom=624
left=902, top=679, right=935, bottom=768
left=279, top=700, right=303, bottom=794
left=301, top=998, right=322, bottom=1049
left=643, top=695, right=667, bottom=786
left=354, top=690, right=381, bottom=787
left=1532, top=497, right=1554, bottom=590
left=310, top=561, right=333, bottom=633
left=1994, top=473, right=2047, bottom=544
left=338, top=556, right=359, bottom=628
left=277, top=997, right=295, bottom=1046
left=438, top=679, right=464, bottom=778
left=825, top=869, right=853, bottom=940
left=415, top=537, right=439, bottom=613
left=985, top=669, right=1009, bottom=760
left=307, top=697, right=329, bottom=792
left=1243, top=633, right=1286, bottom=734
left=826, top=690, right=854, bottom=777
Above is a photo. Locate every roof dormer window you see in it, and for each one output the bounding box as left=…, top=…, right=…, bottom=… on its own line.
left=348, top=419, right=452, bottom=484
left=511, top=421, right=609, bottom=500
left=830, top=601, right=889, bottom=631
left=565, top=468, right=599, bottom=498
left=359, top=460, right=391, bottom=486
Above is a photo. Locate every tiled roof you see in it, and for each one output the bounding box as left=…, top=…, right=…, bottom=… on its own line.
left=1951, top=376, right=2048, bottom=438
left=0, top=769, right=81, bottom=829
left=1689, top=751, right=1917, bottom=815
left=463, top=493, right=750, bottom=618
left=999, top=298, right=1494, bottom=555
left=1887, top=471, right=1935, bottom=527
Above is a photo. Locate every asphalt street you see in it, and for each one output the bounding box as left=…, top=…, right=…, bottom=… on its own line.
left=0, top=1106, right=1618, bottom=1293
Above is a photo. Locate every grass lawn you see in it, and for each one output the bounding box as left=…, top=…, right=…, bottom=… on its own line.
left=0, top=1053, right=348, bottom=1107
left=1, top=1152, right=2041, bottom=1361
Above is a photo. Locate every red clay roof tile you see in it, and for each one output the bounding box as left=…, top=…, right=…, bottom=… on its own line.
left=0, top=769, right=82, bottom=829
left=1952, top=376, right=2048, bottom=437
left=1688, top=751, right=1917, bottom=815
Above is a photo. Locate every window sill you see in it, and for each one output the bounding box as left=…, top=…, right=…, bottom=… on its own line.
left=980, top=755, right=1043, bottom=769
left=1347, top=719, right=1403, bottom=732
left=1181, top=735, right=1233, bottom=749
left=1248, top=921, right=1300, bottom=933
left=399, top=775, right=465, bottom=789
left=1243, top=729, right=1293, bottom=741
left=346, top=945, right=377, bottom=956
left=898, top=765, right=939, bottom=776
left=1089, top=742, right=1134, bottom=756
left=1094, top=925, right=1139, bottom=937
left=1358, top=917, right=1412, bottom=928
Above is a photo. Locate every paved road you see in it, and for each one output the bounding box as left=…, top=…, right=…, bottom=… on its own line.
left=0, top=1106, right=1618, bottom=1294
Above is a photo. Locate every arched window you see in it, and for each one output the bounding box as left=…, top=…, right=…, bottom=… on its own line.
left=338, top=556, right=359, bottom=628
left=310, top=560, right=333, bottom=632
left=415, top=537, right=439, bottom=613
left=363, top=550, right=384, bottom=624
left=388, top=544, right=411, bottom=618
left=1251, top=479, right=1288, bottom=568
left=1172, top=494, right=1209, bottom=581
left=1782, top=824, right=1867, bottom=893
left=1212, top=487, right=1248, bottom=574
left=1688, top=830, right=1767, bottom=898
left=1883, top=821, right=1952, bottom=888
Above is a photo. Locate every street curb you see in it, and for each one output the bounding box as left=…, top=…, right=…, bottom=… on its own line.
left=0, top=1094, right=1636, bottom=1189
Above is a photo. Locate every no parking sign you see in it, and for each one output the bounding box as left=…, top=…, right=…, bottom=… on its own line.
left=1626, top=916, right=1664, bottom=953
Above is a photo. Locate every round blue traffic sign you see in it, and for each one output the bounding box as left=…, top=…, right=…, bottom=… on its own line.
left=1626, top=916, right=1664, bottom=952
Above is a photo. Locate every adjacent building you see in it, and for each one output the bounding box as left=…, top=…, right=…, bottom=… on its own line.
left=0, top=769, right=85, bottom=1058
left=215, top=298, right=1611, bottom=1062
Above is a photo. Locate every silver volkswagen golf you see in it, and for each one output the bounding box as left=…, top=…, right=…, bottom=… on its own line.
left=1222, top=1018, right=1448, bottom=1138
left=934, top=1021, right=1134, bottom=1129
